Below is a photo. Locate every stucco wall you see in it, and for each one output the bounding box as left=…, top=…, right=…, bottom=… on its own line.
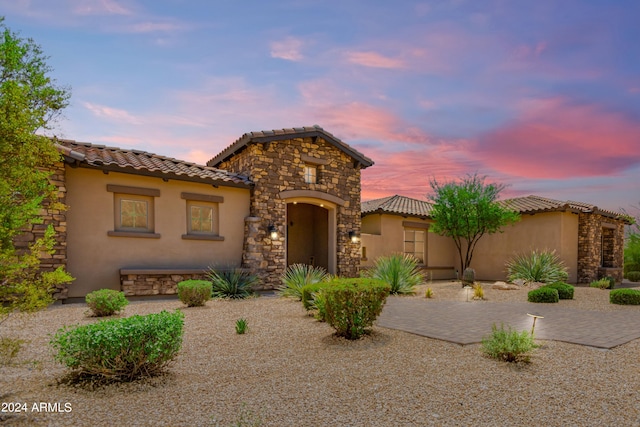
left=467, top=211, right=579, bottom=283
left=361, top=214, right=458, bottom=279
left=65, top=167, right=250, bottom=297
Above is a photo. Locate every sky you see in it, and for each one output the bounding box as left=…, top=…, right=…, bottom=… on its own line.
left=2, top=0, right=639, bottom=211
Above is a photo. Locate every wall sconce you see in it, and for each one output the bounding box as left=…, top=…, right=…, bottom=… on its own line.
left=268, top=225, right=278, bottom=240
left=348, top=231, right=360, bottom=243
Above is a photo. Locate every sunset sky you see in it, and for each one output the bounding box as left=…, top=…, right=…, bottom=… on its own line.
left=2, top=0, right=639, bottom=211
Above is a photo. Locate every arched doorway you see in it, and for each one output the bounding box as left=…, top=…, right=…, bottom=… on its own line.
left=286, top=202, right=329, bottom=271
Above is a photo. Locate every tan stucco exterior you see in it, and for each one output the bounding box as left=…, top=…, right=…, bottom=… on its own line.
left=65, top=167, right=250, bottom=297
left=468, top=211, right=579, bottom=283
left=361, top=214, right=458, bottom=280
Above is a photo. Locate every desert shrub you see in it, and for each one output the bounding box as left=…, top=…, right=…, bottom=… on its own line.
left=208, top=268, right=258, bottom=299
left=425, top=287, right=433, bottom=298
left=626, top=271, right=640, bottom=282
left=235, top=318, right=248, bottom=334
left=602, top=276, right=616, bottom=289
left=367, top=253, right=424, bottom=294
left=472, top=283, right=484, bottom=300
left=322, top=278, right=390, bottom=339
left=610, top=289, right=640, bottom=305
left=177, top=280, right=211, bottom=307
left=462, top=268, right=476, bottom=286
left=85, top=289, right=128, bottom=317
left=481, top=323, right=538, bottom=363
left=624, top=263, right=640, bottom=276
left=0, top=337, right=25, bottom=366
left=278, top=264, right=329, bottom=300
left=506, top=250, right=569, bottom=284
left=590, top=279, right=611, bottom=290
left=543, top=282, right=574, bottom=300
left=300, top=281, right=329, bottom=310
left=51, top=310, right=184, bottom=381
left=527, top=287, right=559, bottom=303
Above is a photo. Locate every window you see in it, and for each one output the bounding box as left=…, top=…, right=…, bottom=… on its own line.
left=303, top=164, right=317, bottom=184
left=107, top=185, right=160, bottom=238
left=404, top=229, right=425, bottom=264
left=181, top=192, right=224, bottom=241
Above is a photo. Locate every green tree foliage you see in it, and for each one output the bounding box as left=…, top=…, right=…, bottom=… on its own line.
left=428, top=174, right=519, bottom=274
left=0, top=18, right=72, bottom=318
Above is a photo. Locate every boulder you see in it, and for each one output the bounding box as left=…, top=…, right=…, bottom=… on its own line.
left=512, top=279, right=526, bottom=287
left=492, top=281, right=520, bottom=290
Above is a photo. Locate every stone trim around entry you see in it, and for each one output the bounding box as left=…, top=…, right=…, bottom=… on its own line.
left=279, top=190, right=347, bottom=206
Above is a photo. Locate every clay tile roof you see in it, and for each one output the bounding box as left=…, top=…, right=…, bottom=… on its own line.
left=362, top=195, right=433, bottom=218
left=207, top=125, right=374, bottom=168
left=55, top=139, right=252, bottom=188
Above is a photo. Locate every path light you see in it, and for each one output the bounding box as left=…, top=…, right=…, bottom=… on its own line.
left=464, top=285, right=472, bottom=302
left=527, top=313, right=544, bottom=335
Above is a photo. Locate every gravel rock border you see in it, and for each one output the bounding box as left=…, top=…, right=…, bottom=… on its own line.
left=1, top=281, right=639, bottom=426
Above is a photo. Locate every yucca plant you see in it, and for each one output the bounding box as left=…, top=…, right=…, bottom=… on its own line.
left=367, top=253, right=424, bottom=294
left=207, top=268, right=259, bottom=299
left=506, top=249, right=569, bottom=284
left=235, top=318, right=248, bottom=334
left=278, top=264, right=329, bottom=300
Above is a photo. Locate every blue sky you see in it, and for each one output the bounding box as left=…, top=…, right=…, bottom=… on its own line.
left=2, top=0, right=639, bottom=211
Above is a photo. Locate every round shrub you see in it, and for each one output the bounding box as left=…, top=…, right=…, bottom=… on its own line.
left=544, top=282, right=574, bottom=300
left=527, top=287, right=559, bottom=303
left=610, top=289, right=640, bottom=305
left=626, top=271, right=640, bottom=282
left=51, top=310, right=184, bottom=381
left=85, top=289, right=128, bottom=317
left=322, top=278, right=390, bottom=339
left=177, top=280, right=212, bottom=307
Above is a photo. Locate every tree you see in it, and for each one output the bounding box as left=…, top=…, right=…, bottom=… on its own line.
left=428, top=173, right=520, bottom=276
left=0, top=18, right=72, bottom=319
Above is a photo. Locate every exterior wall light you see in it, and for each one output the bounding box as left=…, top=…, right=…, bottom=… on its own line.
left=268, top=225, right=278, bottom=240
left=349, top=231, right=360, bottom=243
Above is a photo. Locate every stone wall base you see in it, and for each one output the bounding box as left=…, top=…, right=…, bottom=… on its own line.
left=120, top=270, right=207, bottom=296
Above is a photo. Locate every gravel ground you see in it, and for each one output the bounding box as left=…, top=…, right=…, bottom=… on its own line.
left=1, top=281, right=639, bottom=426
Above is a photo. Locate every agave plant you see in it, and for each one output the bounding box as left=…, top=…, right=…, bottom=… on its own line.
left=506, top=249, right=569, bottom=284
left=207, top=268, right=259, bottom=299
left=368, top=253, right=424, bottom=294
left=278, top=264, right=329, bottom=300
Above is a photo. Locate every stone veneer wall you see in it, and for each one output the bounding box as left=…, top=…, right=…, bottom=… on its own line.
left=121, top=272, right=207, bottom=296
left=577, top=213, right=625, bottom=284
left=218, top=137, right=363, bottom=288
left=13, top=161, right=70, bottom=300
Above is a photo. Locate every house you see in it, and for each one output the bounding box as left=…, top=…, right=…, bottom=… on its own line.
left=28, top=125, right=627, bottom=300
left=361, top=194, right=628, bottom=284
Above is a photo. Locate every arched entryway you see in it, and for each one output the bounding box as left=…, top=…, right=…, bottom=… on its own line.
left=286, top=202, right=329, bottom=270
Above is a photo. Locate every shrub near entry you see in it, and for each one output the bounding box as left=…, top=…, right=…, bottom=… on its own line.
left=322, top=278, right=390, bottom=340
left=543, top=282, right=574, bottom=300
left=610, top=289, right=640, bottom=305
left=177, top=280, right=211, bottom=307
left=527, top=287, right=559, bottom=303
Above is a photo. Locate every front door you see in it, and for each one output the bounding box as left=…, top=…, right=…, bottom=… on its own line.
left=286, top=202, right=329, bottom=270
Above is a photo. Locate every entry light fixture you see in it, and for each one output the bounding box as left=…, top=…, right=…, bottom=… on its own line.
left=348, top=231, right=360, bottom=243
left=268, top=225, right=278, bottom=240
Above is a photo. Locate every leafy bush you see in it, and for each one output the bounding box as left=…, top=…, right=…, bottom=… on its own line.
left=462, top=268, right=476, bottom=286
left=624, top=263, right=640, bottom=276
left=0, top=337, right=25, bottom=366
left=278, top=264, right=329, bottom=300
left=235, top=318, right=248, bottom=334
left=590, top=279, right=611, bottom=290
left=481, top=323, right=538, bottom=363
left=367, top=253, right=424, bottom=294
left=51, top=310, right=184, bottom=381
left=85, top=289, right=128, bottom=317
left=610, top=289, right=640, bottom=305
left=543, top=282, right=574, bottom=300
left=624, top=233, right=640, bottom=275
left=626, top=271, right=640, bottom=282
left=208, top=268, right=258, bottom=299
left=322, top=278, right=390, bottom=339
left=177, top=280, right=211, bottom=307
left=527, top=287, right=559, bottom=303
left=300, top=282, right=328, bottom=311
left=506, top=249, right=569, bottom=284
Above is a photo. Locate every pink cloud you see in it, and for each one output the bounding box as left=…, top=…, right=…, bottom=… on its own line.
left=344, top=51, right=405, bottom=69
left=270, top=37, right=305, bottom=61
left=475, top=97, right=640, bottom=178
left=83, top=102, right=142, bottom=124
left=71, top=0, right=132, bottom=16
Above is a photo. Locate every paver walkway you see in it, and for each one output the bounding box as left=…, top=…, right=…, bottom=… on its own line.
left=377, top=297, right=640, bottom=349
